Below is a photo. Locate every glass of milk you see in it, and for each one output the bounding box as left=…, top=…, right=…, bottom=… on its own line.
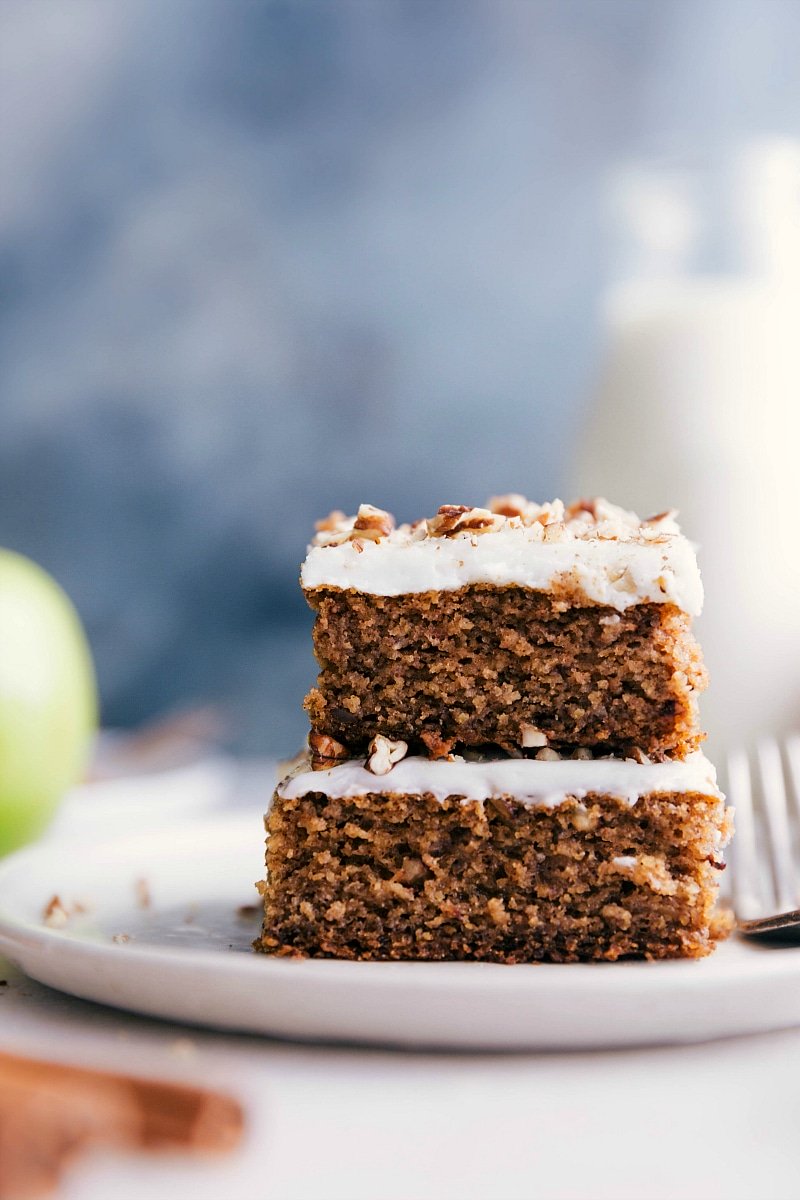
left=571, top=141, right=800, bottom=755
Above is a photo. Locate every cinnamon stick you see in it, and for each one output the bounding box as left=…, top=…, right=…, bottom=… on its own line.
left=0, top=1051, right=244, bottom=1199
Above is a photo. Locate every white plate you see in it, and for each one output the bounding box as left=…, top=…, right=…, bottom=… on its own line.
left=1, top=811, right=799, bottom=1051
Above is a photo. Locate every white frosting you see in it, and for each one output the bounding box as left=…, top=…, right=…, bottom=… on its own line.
left=301, top=524, right=703, bottom=614
left=277, top=752, right=721, bottom=808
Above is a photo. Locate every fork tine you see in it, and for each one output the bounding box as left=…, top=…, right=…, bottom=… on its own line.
left=727, top=749, right=762, bottom=919
left=785, top=734, right=800, bottom=823
left=757, top=738, right=798, bottom=914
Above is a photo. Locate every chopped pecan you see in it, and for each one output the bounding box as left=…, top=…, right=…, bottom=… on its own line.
left=487, top=493, right=529, bottom=518
left=642, top=508, right=677, bottom=525
left=565, top=498, right=598, bottom=520
left=420, top=730, right=456, bottom=759
left=542, top=521, right=566, bottom=542
left=308, top=730, right=350, bottom=770
left=427, top=505, right=504, bottom=537
left=353, top=503, right=395, bottom=541
left=366, top=734, right=408, bottom=776
left=520, top=724, right=547, bottom=749
left=309, top=730, right=349, bottom=758
left=314, top=510, right=348, bottom=533
left=426, top=504, right=470, bottom=535
left=313, top=503, right=394, bottom=547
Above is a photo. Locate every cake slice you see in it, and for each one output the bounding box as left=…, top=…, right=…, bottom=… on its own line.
left=256, top=751, right=732, bottom=963
left=302, top=497, right=706, bottom=762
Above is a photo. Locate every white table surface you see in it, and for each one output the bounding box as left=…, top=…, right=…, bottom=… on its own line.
left=2, top=760, right=798, bottom=1200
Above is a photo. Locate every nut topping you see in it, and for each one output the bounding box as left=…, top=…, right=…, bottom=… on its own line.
left=425, top=504, right=470, bottom=535
left=353, top=503, right=395, bottom=541
left=314, top=510, right=348, bottom=533
left=420, top=730, right=456, bottom=759
left=427, top=505, right=504, bottom=537
left=520, top=724, right=548, bottom=749
left=310, top=496, right=684, bottom=549
left=309, top=730, right=350, bottom=770
left=366, top=734, right=408, bottom=776
left=566, top=498, right=598, bottom=520
left=313, top=504, right=394, bottom=547
left=642, top=509, right=677, bottom=525
left=487, top=493, right=529, bottom=519
left=487, top=495, right=565, bottom=527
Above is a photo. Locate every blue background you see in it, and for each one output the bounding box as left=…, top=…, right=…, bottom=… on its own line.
left=2, top=0, right=799, bottom=751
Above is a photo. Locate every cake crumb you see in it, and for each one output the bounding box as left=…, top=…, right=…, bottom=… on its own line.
left=487, top=897, right=511, bottom=927
left=42, top=895, right=70, bottom=928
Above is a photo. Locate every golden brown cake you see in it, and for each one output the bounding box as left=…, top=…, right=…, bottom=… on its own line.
left=302, top=497, right=707, bottom=761
left=256, top=494, right=731, bottom=965
left=257, top=753, right=732, bottom=962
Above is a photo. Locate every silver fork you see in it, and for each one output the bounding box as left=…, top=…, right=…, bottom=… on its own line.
left=727, top=735, right=800, bottom=940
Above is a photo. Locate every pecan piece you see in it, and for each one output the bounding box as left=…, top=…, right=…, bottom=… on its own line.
left=642, top=508, right=677, bottom=525
left=420, top=730, right=456, bottom=759
left=314, top=510, right=348, bottom=533
left=308, top=730, right=350, bottom=771
left=352, top=503, right=395, bottom=542
left=487, top=493, right=530, bottom=518
left=426, top=505, right=504, bottom=537
left=426, top=504, right=470, bottom=535
left=565, top=498, right=598, bottom=520
left=366, top=734, right=408, bottom=776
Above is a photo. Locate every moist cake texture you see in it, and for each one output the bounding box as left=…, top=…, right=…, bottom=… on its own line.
left=302, top=497, right=707, bottom=761
left=305, top=586, right=705, bottom=760
left=256, top=494, right=730, bottom=965
left=257, top=754, right=732, bottom=963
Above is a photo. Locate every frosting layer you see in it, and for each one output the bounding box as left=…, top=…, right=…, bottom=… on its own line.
left=301, top=525, right=703, bottom=613
left=278, top=752, right=721, bottom=808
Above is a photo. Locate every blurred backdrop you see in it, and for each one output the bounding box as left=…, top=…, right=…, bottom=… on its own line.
left=2, top=0, right=800, bottom=753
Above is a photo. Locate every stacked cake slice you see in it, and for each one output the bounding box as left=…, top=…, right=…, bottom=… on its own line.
left=257, top=496, right=733, bottom=962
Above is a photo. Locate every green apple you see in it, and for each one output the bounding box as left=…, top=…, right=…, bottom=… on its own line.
left=0, top=550, right=97, bottom=855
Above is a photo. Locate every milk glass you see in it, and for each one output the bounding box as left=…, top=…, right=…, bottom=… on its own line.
left=571, top=143, right=800, bottom=754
